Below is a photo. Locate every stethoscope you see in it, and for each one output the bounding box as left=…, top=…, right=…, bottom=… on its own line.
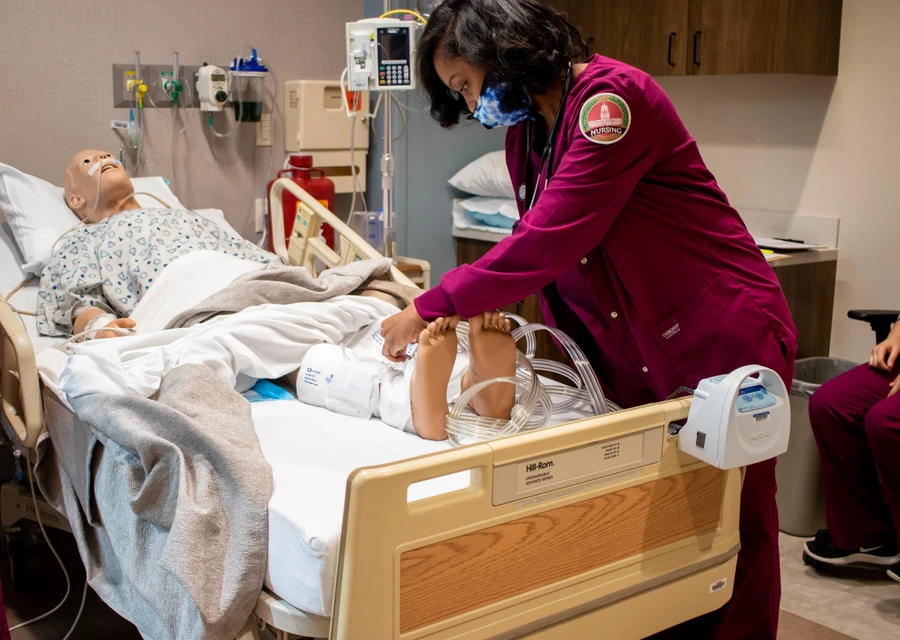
left=524, top=63, right=573, bottom=212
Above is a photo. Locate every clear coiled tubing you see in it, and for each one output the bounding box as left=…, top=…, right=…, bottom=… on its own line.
left=445, top=314, right=610, bottom=446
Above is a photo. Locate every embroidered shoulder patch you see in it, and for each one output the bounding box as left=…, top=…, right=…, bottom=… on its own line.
left=579, top=93, right=631, bottom=145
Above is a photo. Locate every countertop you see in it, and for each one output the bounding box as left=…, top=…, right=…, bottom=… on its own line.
left=451, top=224, right=838, bottom=269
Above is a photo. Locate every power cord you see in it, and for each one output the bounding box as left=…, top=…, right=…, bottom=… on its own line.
left=0, top=276, right=35, bottom=317
left=8, top=457, right=85, bottom=638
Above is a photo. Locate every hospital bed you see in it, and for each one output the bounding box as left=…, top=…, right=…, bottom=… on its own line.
left=0, top=178, right=743, bottom=640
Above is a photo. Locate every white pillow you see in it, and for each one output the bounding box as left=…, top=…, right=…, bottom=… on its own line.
left=0, top=164, right=73, bottom=275
left=0, top=163, right=186, bottom=275
left=132, top=177, right=187, bottom=210
left=459, top=197, right=519, bottom=230
left=448, top=150, right=515, bottom=199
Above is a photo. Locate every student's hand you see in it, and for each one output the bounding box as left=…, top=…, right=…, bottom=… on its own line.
left=889, top=374, right=900, bottom=398
left=96, top=318, right=136, bottom=339
left=381, top=305, right=426, bottom=362
left=869, top=330, right=900, bottom=372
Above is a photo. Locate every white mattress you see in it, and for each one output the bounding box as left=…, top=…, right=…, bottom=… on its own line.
left=252, top=399, right=467, bottom=617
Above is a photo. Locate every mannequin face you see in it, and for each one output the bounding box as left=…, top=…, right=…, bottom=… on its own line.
left=63, top=150, right=134, bottom=221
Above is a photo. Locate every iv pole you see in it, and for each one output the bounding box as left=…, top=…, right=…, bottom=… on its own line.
left=381, top=0, right=395, bottom=260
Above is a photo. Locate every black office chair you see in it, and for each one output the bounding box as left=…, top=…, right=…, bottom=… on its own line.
left=848, top=310, right=900, bottom=344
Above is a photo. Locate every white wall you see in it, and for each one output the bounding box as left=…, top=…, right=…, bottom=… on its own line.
left=0, top=0, right=363, bottom=238
left=656, top=0, right=900, bottom=360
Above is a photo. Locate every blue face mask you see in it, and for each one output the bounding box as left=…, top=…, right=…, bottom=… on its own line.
left=472, top=77, right=532, bottom=129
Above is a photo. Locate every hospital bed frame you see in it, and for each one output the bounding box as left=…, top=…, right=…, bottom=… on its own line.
left=0, top=179, right=742, bottom=640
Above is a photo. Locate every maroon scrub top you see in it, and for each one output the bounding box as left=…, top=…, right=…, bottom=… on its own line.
left=415, top=54, right=797, bottom=404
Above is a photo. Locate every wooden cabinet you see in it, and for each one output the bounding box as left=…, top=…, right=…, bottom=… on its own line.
left=592, top=0, right=691, bottom=77
left=552, top=0, right=842, bottom=77
left=688, top=0, right=791, bottom=75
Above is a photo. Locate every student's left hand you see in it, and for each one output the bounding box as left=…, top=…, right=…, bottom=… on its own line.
left=889, top=374, right=900, bottom=398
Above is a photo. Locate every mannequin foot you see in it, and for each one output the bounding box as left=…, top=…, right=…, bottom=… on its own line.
left=410, top=317, right=460, bottom=440
left=462, top=311, right=516, bottom=420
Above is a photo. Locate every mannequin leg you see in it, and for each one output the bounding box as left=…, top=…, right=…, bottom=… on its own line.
left=410, top=317, right=460, bottom=440
left=462, top=311, right=517, bottom=420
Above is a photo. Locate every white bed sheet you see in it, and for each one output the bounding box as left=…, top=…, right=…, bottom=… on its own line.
left=252, top=399, right=465, bottom=617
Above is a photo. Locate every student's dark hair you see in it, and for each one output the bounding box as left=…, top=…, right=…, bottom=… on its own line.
left=416, top=0, right=588, bottom=128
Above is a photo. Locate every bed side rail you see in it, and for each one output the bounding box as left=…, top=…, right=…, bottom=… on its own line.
left=333, top=398, right=742, bottom=640
left=0, top=301, right=42, bottom=448
left=268, top=178, right=416, bottom=288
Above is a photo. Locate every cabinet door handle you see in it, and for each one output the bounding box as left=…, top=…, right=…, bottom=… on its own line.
left=667, top=32, right=676, bottom=66
left=693, top=31, right=702, bottom=66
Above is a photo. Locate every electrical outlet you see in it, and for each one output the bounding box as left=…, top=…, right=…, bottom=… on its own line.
left=255, top=199, right=266, bottom=234
left=256, top=114, right=272, bottom=147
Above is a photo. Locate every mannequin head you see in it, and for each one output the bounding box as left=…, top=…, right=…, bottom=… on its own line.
left=63, top=150, right=139, bottom=222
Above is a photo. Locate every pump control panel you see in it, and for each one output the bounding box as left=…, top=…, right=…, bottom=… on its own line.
left=197, top=65, right=229, bottom=112
left=346, top=18, right=417, bottom=92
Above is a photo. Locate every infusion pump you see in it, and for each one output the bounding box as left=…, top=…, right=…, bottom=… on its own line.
left=346, top=18, right=418, bottom=91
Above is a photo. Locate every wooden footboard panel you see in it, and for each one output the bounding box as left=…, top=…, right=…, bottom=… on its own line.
left=398, top=466, right=725, bottom=633
left=333, top=398, right=742, bottom=640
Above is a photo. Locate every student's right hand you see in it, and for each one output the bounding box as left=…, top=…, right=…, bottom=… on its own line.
left=96, top=318, right=136, bottom=339
left=869, top=326, right=900, bottom=372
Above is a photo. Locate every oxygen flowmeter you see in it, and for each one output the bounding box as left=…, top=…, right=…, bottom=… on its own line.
left=346, top=18, right=418, bottom=91
left=677, top=365, right=791, bottom=470
left=197, top=64, right=229, bottom=112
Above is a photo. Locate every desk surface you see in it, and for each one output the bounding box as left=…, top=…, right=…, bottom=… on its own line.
left=451, top=226, right=839, bottom=269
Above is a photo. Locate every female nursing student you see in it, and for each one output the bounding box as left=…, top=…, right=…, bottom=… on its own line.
left=381, top=1, right=797, bottom=637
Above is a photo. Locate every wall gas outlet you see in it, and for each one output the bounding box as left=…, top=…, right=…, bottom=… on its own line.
left=112, top=63, right=200, bottom=108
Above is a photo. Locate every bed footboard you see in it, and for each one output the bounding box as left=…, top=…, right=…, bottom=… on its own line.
left=0, top=301, right=42, bottom=448
left=333, top=398, right=741, bottom=640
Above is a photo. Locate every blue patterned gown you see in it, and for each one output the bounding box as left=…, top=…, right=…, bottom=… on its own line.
left=37, top=209, right=276, bottom=336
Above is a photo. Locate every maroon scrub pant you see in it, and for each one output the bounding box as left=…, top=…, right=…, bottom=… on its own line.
left=649, top=360, right=791, bottom=639
left=808, top=364, right=900, bottom=549
left=648, top=459, right=780, bottom=640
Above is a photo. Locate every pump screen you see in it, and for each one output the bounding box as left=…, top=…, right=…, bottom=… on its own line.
left=378, top=28, right=410, bottom=63
left=211, top=73, right=226, bottom=81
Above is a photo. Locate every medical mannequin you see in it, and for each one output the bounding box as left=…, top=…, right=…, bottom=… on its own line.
left=62, top=150, right=143, bottom=338
left=37, top=150, right=276, bottom=338
left=287, top=311, right=517, bottom=441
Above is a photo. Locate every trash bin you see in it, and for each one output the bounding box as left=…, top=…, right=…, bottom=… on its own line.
left=776, top=357, right=859, bottom=536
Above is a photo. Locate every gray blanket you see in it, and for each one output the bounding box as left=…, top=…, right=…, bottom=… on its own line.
left=37, top=365, right=271, bottom=640
left=166, top=257, right=399, bottom=329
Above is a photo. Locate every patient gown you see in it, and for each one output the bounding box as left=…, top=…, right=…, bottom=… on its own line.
left=36, top=208, right=277, bottom=336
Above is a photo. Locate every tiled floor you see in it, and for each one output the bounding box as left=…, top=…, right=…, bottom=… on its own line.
left=780, top=533, right=900, bottom=639
left=2, top=531, right=898, bottom=638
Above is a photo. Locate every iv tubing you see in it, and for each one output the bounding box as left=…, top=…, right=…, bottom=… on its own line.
left=379, top=9, right=428, bottom=23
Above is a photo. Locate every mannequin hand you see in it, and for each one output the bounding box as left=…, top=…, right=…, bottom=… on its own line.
left=96, top=318, right=136, bottom=339
left=869, top=330, right=900, bottom=372
left=889, top=375, right=900, bottom=398
left=381, top=304, right=427, bottom=362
